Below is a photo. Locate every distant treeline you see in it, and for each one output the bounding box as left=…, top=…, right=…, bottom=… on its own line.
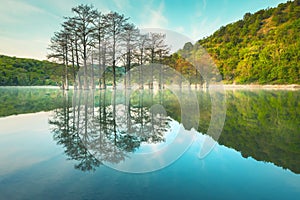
left=0, top=55, right=64, bottom=86
left=0, top=54, right=126, bottom=87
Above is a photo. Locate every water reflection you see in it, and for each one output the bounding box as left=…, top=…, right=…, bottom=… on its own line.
left=219, top=90, right=300, bottom=174
left=0, top=87, right=63, bottom=117
left=48, top=89, right=300, bottom=174
left=49, top=89, right=176, bottom=171
left=0, top=87, right=299, bottom=174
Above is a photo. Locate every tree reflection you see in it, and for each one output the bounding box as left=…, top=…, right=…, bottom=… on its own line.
left=49, top=89, right=171, bottom=171
left=49, top=91, right=101, bottom=171
left=49, top=89, right=300, bottom=174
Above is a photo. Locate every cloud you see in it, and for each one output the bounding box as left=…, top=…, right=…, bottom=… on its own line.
left=0, top=0, right=46, bottom=24
left=140, top=1, right=168, bottom=29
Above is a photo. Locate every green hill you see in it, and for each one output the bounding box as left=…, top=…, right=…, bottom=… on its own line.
left=0, top=54, right=126, bottom=87
left=193, top=0, right=300, bottom=84
left=0, top=55, right=64, bottom=86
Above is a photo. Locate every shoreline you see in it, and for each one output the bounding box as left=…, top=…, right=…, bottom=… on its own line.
left=0, top=85, right=60, bottom=89
left=0, top=84, right=299, bottom=90
left=219, top=84, right=300, bottom=90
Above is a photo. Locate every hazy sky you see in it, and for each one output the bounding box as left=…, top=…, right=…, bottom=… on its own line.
left=0, top=0, right=288, bottom=60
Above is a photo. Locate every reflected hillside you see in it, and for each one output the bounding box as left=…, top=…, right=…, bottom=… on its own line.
left=219, top=90, right=300, bottom=174
left=0, top=87, right=64, bottom=117
left=190, top=90, right=300, bottom=174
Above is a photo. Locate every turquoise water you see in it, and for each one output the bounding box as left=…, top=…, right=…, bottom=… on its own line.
left=0, top=87, right=299, bottom=199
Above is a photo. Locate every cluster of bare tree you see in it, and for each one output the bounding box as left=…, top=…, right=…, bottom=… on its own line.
left=48, top=4, right=170, bottom=90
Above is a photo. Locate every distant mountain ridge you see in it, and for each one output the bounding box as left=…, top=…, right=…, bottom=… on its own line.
left=191, top=0, right=300, bottom=84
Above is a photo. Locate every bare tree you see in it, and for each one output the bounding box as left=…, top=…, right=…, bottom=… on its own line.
left=146, top=32, right=170, bottom=89
left=103, top=12, right=129, bottom=89
left=47, top=30, right=70, bottom=90
left=133, top=33, right=149, bottom=88
left=62, top=18, right=81, bottom=90
left=121, top=23, right=140, bottom=88
left=92, top=11, right=108, bottom=89
left=72, top=4, right=98, bottom=90
left=147, top=33, right=169, bottom=63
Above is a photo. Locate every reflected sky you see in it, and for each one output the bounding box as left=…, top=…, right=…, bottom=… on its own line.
left=0, top=112, right=61, bottom=176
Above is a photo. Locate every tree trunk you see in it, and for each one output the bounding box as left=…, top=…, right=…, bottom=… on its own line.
left=112, top=33, right=116, bottom=89
left=71, top=46, right=77, bottom=90
left=91, top=52, right=95, bottom=89
left=102, top=43, right=107, bottom=89
left=83, top=36, right=89, bottom=90
left=75, top=38, right=81, bottom=89
left=98, top=39, right=102, bottom=89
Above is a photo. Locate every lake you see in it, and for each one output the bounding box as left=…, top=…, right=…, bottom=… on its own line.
left=0, top=87, right=299, bottom=199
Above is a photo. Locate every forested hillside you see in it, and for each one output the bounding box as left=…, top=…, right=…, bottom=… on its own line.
left=0, top=55, right=64, bottom=86
left=194, top=0, right=300, bottom=84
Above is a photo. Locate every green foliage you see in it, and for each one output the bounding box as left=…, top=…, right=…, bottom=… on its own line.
left=163, top=52, right=203, bottom=86
left=191, top=90, right=300, bottom=174
left=0, top=87, right=65, bottom=117
left=0, top=55, right=65, bottom=86
left=220, top=90, right=300, bottom=174
left=194, top=1, right=300, bottom=84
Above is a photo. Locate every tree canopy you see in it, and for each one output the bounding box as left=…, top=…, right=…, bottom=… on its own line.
left=192, top=0, right=300, bottom=84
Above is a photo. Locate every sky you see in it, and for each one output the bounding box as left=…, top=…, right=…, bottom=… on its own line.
left=0, top=0, right=289, bottom=60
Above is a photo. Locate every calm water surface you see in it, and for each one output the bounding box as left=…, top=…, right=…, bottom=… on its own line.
left=0, top=87, right=299, bottom=200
